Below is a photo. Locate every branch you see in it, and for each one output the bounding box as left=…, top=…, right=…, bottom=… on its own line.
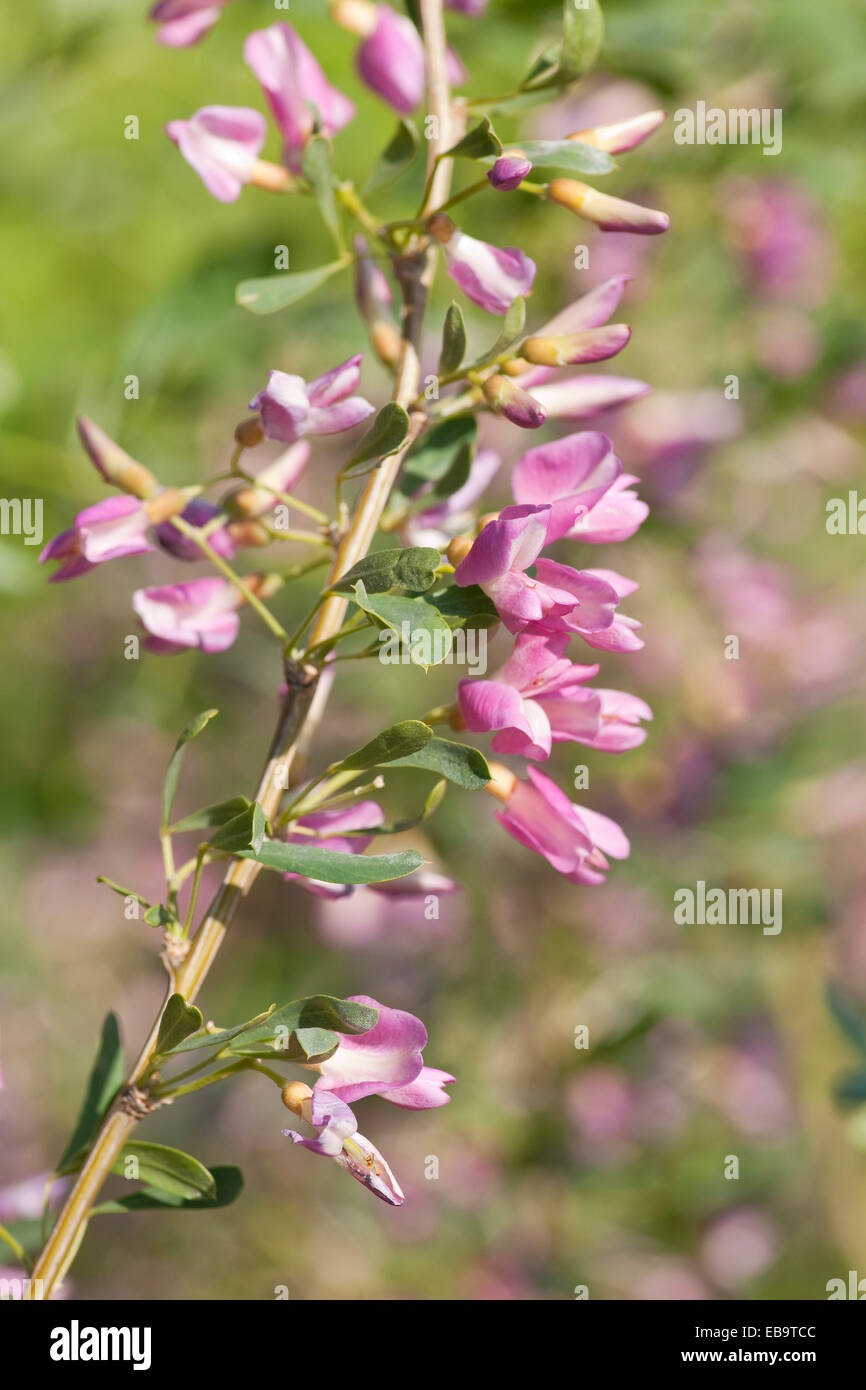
left=28, top=0, right=456, bottom=1300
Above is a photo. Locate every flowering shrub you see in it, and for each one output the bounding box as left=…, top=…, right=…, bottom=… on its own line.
left=18, top=0, right=667, bottom=1298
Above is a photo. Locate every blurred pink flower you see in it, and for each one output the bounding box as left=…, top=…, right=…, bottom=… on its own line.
left=166, top=106, right=267, bottom=202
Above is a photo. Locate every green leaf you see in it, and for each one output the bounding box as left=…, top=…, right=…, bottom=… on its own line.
left=468, top=296, right=526, bottom=369
left=828, top=983, right=866, bottom=1056
left=351, top=580, right=453, bottom=668
left=333, top=720, right=434, bottom=773
left=344, top=402, right=410, bottom=474
left=364, top=118, right=420, bottom=194
left=168, top=796, right=251, bottom=835
left=162, top=709, right=218, bottom=828
left=96, top=876, right=149, bottom=908
left=444, top=116, right=502, bottom=161
left=206, top=801, right=268, bottom=855
left=92, top=1165, right=243, bottom=1215
left=439, top=302, right=467, bottom=376
left=56, top=1013, right=124, bottom=1172
left=390, top=736, right=490, bottom=789
left=331, top=546, right=442, bottom=596
left=158, top=1007, right=276, bottom=1058
left=560, top=0, right=605, bottom=81
left=143, top=903, right=174, bottom=928
left=111, top=1143, right=217, bottom=1201
left=155, top=994, right=204, bottom=1056
left=238, top=838, right=424, bottom=884
left=388, top=416, right=477, bottom=517
left=303, top=135, right=341, bottom=248
left=236, top=260, right=348, bottom=315
left=509, top=138, right=614, bottom=176
left=422, top=584, right=499, bottom=630
left=226, top=995, right=378, bottom=1058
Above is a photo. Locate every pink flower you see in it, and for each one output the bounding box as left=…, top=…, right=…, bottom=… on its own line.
left=428, top=214, right=536, bottom=316
left=132, top=576, right=241, bottom=654
left=244, top=22, right=354, bottom=172
left=567, top=109, right=666, bottom=155
left=458, top=632, right=651, bottom=759
left=550, top=179, right=670, bottom=235
left=496, top=766, right=630, bottom=885
left=530, top=374, right=650, bottom=420
left=150, top=0, right=234, bottom=48
left=166, top=106, right=267, bottom=203
left=446, top=0, right=488, bottom=12
left=357, top=5, right=426, bottom=113
left=154, top=498, right=236, bottom=560
left=355, top=6, right=466, bottom=114
left=316, top=995, right=454, bottom=1109
left=250, top=355, right=375, bottom=444
left=512, top=430, right=648, bottom=543
left=453, top=504, right=621, bottom=639
left=40, top=496, right=152, bottom=582
left=282, top=995, right=454, bottom=1205
left=283, top=1088, right=406, bottom=1206
left=569, top=568, right=644, bottom=652
left=507, top=277, right=649, bottom=417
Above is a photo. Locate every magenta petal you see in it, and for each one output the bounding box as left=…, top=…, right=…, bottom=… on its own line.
left=444, top=230, right=537, bottom=315
left=539, top=275, right=631, bottom=336
left=380, top=1066, right=455, bottom=1109
left=245, top=22, right=354, bottom=168
left=357, top=7, right=426, bottom=114
left=454, top=505, right=549, bottom=588
left=307, top=397, right=376, bottom=435
left=532, top=375, right=650, bottom=419
left=456, top=677, right=539, bottom=747
left=512, top=431, right=620, bottom=540
left=167, top=105, right=266, bottom=202
left=488, top=154, right=532, bottom=191
left=534, top=559, right=620, bottom=631
left=315, top=995, right=427, bottom=1103
left=307, top=353, right=363, bottom=408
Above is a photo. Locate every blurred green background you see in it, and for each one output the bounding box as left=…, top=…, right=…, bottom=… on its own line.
left=2, top=0, right=866, bottom=1300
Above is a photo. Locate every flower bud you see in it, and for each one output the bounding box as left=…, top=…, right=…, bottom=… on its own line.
left=521, top=323, right=631, bottom=367
left=446, top=535, right=474, bottom=567
left=330, top=0, right=377, bottom=38
left=225, top=519, right=273, bottom=548
left=354, top=236, right=401, bottom=367
left=248, top=159, right=296, bottom=193
left=548, top=179, right=670, bottom=236
left=76, top=417, right=157, bottom=498
left=485, top=761, right=517, bottom=802
left=488, top=152, right=531, bottom=191
left=501, top=356, right=531, bottom=376
left=482, top=374, right=547, bottom=429
left=567, top=110, right=666, bottom=154
left=281, top=1081, right=314, bottom=1114
left=234, top=416, right=266, bottom=449
left=427, top=212, right=457, bottom=245
left=144, top=487, right=192, bottom=526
